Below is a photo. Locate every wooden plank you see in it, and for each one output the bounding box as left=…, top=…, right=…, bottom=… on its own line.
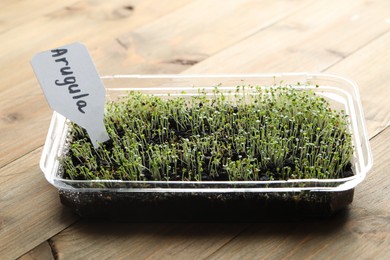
left=206, top=128, right=390, bottom=259
left=0, top=0, right=194, bottom=96
left=0, top=148, right=78, bottom=259
left=184, top=0, right=389, bottom=75
left=0, top=0, right=312, bottom=168
left=0, top=0, right=312, bottom=98
left=0, top=90, right=51, bottom=167
left=326, top=31, right=390, bottom=137
left=0, top=0, right=79, bottom=33
left=48, top=222, right=248, bottom=259
left=18, top=241, right=54, bottom=260
left=97, top=0, right=313, bottom=76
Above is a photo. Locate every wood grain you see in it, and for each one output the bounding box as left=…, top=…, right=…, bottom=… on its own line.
left=185, top=0, right=390, bottom=74
left=98, top=0, right=313, bottom=75
left=326, top=31, right=390, bottom=137
left=0, top=0, right=79, bottom=34
left=18, top=241, right=54, bottom=260
left=49, top=222, right=248, bottom=259
left=0, top=0, right=194, bottom=95
left=0, top=148, right=78, bottom=259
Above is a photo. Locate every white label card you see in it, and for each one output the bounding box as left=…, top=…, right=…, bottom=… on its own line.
left=31, top=42, right=110, bottom=148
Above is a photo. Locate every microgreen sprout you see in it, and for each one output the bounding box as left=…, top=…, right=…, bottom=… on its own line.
left=62, top=84, right=354, bottom=182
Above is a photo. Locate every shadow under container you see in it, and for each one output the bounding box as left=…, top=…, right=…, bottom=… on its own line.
left=40, top=73, right=373, bottom=220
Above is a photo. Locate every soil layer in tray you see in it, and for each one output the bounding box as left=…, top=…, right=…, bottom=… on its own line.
left=59, top=189, right=354, bottom=221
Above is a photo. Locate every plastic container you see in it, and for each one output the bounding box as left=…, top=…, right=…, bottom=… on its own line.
left=40, top=73, right=373, bottom=219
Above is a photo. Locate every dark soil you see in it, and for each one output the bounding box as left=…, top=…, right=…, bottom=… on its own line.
left=59, top=188, right=355, bottom=220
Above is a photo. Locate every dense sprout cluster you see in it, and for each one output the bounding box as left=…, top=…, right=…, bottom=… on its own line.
left=62, top=85, right=353, bottom=181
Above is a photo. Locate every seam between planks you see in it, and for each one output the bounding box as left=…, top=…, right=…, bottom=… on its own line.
left=47, top=238, right=58, bottom=260
left=0, top=145, right=43, bottom=172
left=368, top=125, right=389, bottom=141
left=202, top=224, right=253, bottom=260
left=321, top=28, right=390, bottom=72
left=17, top=219, right=82, bottom=260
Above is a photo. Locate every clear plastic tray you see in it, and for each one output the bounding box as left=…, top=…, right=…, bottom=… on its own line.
left=39, top=73, right=373, bottom=218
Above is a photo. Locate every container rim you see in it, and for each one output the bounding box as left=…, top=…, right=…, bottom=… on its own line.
left=40, top=73, right=373, bottom=193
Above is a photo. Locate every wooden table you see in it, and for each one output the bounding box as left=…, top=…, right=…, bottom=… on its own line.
left=1, top=0, right=389, bottom=259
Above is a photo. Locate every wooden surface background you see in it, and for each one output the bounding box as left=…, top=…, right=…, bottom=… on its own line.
left=1, top=0, right=389, bottom=259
